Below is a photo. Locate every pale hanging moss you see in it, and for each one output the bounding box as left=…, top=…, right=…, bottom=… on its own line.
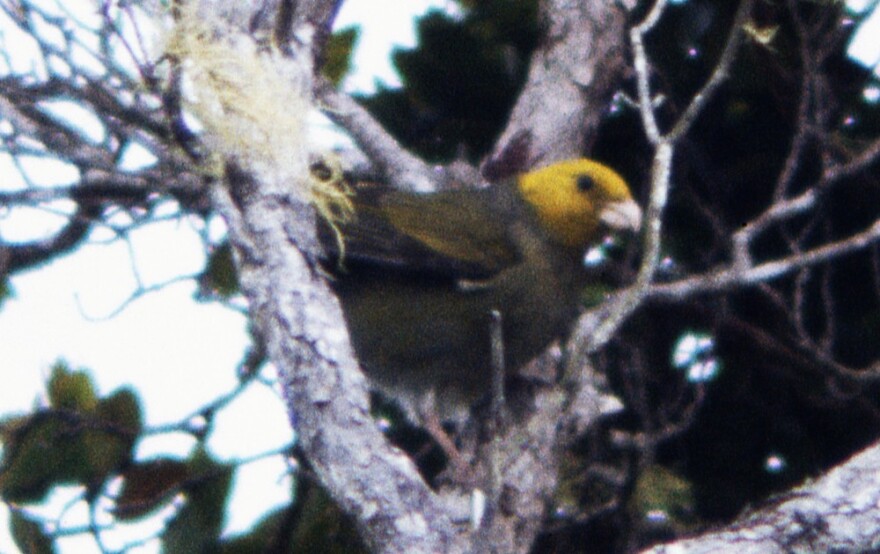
left=308, top=152, right=355, bottom=263
left=161, top=5, right=353, bottom=244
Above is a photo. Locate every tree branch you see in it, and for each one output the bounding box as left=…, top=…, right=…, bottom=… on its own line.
left=650, top=218, right=880, bottom=300
left=484, top=0, right=631, bottom=174
left=290, top=0, right=345, bottom=60
left=572, top=0, right=752, bottom=356
left=314, top=79, right=436, bottom=192
left=667, top=0, right=753, bottom=142
left=179, top=3, right=463, bottom=551
left=212, top=177, right=457, bottom=553
left=642, top=440, right=880, bottom=553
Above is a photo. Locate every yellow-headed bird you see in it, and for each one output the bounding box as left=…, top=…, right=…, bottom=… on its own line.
left=318, top=159, right=641, bottom=421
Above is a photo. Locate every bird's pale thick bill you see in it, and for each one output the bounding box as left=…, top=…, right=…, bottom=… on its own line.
left=600, top=198, right=643, bottom=232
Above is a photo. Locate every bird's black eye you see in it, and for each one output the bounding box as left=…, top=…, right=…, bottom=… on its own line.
left=576, top=175, right=594, bottom=192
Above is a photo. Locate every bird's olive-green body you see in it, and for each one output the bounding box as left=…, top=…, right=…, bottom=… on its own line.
left=319, top=159, right=640, bottom=420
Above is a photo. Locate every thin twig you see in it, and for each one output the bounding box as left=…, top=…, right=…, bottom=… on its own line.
left=650, top=218, right=880, bottom=299
left=668, top=0, right=754, bottom=141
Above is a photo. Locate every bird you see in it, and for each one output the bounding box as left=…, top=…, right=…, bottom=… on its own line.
left=316, top=158, right=642, bottom=424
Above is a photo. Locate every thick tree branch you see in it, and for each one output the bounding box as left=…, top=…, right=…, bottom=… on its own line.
left=485, top=0, right=631, bottom=173
left=212, top=176, right=457, bottom=553
left=2, top=0, right=879, bottom=551
left=290, top=0, right=345, bottom=60
left=178, top=3, right=464, bottom=552
left=643, top=440, right=880, bottom=553
left=314, top=79, right=436, bottom=192
left=178, top=4, right=632, bottom=553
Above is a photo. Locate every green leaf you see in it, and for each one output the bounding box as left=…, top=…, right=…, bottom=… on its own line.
left=0, top=387, right=142, bottom=503
left=97, top=388, right=143, bottom=435
left=71, top=388, right=141, bottom=490
left=200, top=242, right=240, bottom=299
left=0, top=413, right=67, bottom=503
left=322, top=26, right=360, bottom=88
left=162, top=449, right=234, bottom=553
left=47, top=362, right=98, bottom=412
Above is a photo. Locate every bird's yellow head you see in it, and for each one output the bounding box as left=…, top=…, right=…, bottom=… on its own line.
left=517, top=159, right=642, bottom=249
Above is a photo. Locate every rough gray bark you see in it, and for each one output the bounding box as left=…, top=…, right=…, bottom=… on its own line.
left=185, top=2, right=458, bottom=552
left=643, top=440, right=880, bottom=553
left=213, top=169, right=458, bottom=553
left=484, top=0, right=633, bottom=176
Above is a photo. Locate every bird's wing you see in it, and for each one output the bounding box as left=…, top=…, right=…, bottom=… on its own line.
left=319, top=187, right=519, bottom=279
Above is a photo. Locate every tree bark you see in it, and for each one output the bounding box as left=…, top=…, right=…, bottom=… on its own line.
left=642, top=440, right=880, bottom=553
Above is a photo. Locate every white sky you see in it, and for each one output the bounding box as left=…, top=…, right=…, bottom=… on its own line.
left=0, top=1, right=456, bottom=553
left=0, top=1, right=877, bottom=553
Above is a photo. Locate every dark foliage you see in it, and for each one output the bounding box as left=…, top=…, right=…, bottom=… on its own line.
left=357, top=0, right=540, bottom=163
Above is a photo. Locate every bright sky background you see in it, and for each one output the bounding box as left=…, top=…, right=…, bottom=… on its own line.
left=0, top=1, right=877, bottom=553
left=0, top=1, right=457, bottom=552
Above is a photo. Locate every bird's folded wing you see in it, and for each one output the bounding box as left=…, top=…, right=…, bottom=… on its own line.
left=319, top=187, right=519, bottom=280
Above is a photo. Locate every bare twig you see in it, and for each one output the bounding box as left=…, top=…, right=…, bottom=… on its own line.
left=824, top=136, right=880, bottom=184
left=577, top=0, right=752, bottom=356
left=651, top=218, right=880, bottom=299
left=667, top=0, right=753, bottom=142
left=629, top=0, right=669, bottom=144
